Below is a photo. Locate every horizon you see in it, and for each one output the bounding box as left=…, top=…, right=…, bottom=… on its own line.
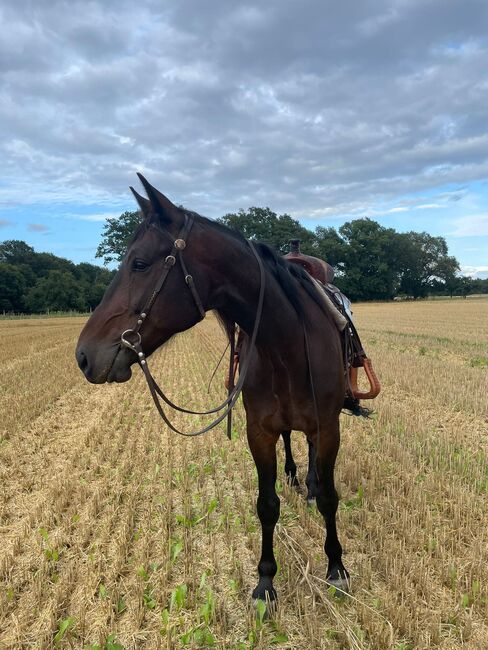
left=1, top=1, right=487, bottom=278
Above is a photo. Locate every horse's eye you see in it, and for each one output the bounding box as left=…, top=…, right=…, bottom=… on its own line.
left=132, top=259, right=149, bottom=271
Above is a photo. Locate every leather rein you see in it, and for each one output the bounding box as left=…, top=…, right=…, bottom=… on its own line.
left=120, top=213, right=266, bottom=437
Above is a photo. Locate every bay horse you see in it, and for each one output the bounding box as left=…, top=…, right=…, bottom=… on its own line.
left=76, top=175, right=350, bottom=606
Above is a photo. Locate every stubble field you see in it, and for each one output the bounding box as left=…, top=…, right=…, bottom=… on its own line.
left=0, top=299, right=487, bottom=649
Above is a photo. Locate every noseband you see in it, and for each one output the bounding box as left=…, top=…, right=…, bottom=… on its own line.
left=120, top=212, right=266, bottom=437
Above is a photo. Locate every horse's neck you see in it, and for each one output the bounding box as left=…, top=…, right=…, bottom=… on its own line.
left=206, top=233, right=300, bottom=348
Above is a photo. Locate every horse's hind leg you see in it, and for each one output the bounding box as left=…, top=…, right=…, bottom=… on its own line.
left=247, top=425, right=280, bottom=606
left=314, top=418, right=350, bottom=593
left=281, top=430, right=299, bottom=487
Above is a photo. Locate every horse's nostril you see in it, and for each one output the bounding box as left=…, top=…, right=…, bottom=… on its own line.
left=76, top=347, right=88, bottom=372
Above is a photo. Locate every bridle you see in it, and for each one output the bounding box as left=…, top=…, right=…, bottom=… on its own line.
left=120, top=212, right=266, bottom=437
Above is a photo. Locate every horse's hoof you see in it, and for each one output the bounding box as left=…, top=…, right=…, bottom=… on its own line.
left=252, top=596, right=277, bottom=618
left=306, top=497, right=316, bottom=507
left=252, top=582, right=277, bottom=618
left=326, top=575, right=350, bottom=596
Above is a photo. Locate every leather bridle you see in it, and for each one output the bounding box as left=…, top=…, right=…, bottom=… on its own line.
left=120, top=212, right=266, bottom=437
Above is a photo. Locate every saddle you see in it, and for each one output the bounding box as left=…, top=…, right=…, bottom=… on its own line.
left=283, top=241, right=380, bottom=403
left=286, top=239, right=336, bottom=284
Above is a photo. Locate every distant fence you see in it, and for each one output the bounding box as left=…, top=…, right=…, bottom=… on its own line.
left=0, top=310, right=91, bottom=320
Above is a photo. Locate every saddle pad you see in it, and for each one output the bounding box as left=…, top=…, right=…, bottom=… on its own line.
left=310, top=278, right=348, bottom=331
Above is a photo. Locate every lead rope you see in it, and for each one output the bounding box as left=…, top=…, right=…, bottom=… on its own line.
left=122, top=223, right=266, bottom=437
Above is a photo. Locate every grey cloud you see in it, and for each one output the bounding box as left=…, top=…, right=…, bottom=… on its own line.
left=1, top=0, right=488, bottom=219
left=27, top=223, right=50, bottom=232
left=0, top=218, right=14, bottom=227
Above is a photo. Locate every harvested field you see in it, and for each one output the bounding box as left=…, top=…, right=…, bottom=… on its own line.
left=0, top=299, right=487, bottom=649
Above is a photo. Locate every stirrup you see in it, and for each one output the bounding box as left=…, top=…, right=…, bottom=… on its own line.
left=349, top=357, right=381, bottom=400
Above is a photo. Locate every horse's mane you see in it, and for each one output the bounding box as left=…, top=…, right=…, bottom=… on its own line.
left=190, top=211, right=329, bottom=327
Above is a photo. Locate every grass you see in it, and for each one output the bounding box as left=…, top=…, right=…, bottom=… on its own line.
left=0, top=299, right=487, bottom=648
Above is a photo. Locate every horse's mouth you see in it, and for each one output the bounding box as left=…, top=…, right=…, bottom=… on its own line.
left=106, top=346, right=136, bottom=383
left=78, top=344, right=136, bottom=384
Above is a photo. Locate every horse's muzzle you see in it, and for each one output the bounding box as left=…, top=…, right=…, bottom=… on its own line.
left=75, top=343, right=134, bottom=384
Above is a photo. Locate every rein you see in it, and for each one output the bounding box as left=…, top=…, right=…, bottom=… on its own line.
left=120, top=213, right=266, bottom=437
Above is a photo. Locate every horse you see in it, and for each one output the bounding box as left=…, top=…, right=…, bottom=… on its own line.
left=75, top=174, right=350, bottom=607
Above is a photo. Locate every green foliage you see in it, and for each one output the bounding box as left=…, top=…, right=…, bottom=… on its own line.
left=95, top=210, right=143, bottom=264
left=0, top=240, right=36, bottom=266
left=4, top=197, right=481, bottom=311
left=88, top=633, right=125, bottom=650
left=0, top=240, right=115, bottom=314
left=219, top=207, right=316, bottom=254
left=26, top=270, right=86, bottom=312
left=337, top=219, right=403, bottom=300
left=398, top=231, right=459, bottom=299
left=170, top=583, right=188, bottom=611
left=469, top=356, right=488, bottom=368
left=0, top=263, right=27, bottom=311
left=54, top=617, right=74, bottom=644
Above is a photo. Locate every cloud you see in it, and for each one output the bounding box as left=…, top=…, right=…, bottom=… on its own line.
left=0, top=218, right=13, bottom=227
left=386, top=207, right=409, bottom=213
left=0, top=0, right=487, bottom=225
left=450, top=214, right=488, bottom=237
left=27, top=223, right=49, bottom=232
left=461, top=265, right=488, bottom=279
left=75, top=213, right=121, bottom=222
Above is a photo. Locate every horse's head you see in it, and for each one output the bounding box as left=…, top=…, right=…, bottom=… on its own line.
left=76, top=175, right=211, bottom=384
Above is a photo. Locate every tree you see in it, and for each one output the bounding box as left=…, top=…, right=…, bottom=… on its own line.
left=0, top=240, right=116, bottom=313
left=337, top=219, right=403, bottom=301
left=25, top=270, right=87, bottom=312
left=32, top=252, right=75, bottom=277
left=0, top=240, right=36, bottom=266
left=74, top=262, right=115, bottom=310
left=96, top=211, right=143, bottom=264
left=0, top=263, right=27, bottom=311
left=218, top=207, right=316, bottom=254
left=398, top=232, right=459, bottom=298
left=314, top=226, right=347, bottom=269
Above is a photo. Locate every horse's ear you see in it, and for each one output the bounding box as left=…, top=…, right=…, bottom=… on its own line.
left=129, top=186, right=152, bottom=218
left=136, top=173, right=180, bottom=226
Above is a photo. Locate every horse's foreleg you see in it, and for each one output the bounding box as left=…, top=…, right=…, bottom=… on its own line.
left=247, top=426, right=280, bottom=605
left=281, top=430, right=299, bottom=487
left=314, top=419, right=350, bottom=593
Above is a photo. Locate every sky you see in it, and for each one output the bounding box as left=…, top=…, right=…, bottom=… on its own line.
left=1, top=0, right=487, bottom=277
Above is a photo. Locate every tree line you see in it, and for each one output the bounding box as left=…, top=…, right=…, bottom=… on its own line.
left=1, top=208, right=486, bottom=313
left=0, top=240, right=115, bottom=313
left=96, top=208, right=488, bottom=302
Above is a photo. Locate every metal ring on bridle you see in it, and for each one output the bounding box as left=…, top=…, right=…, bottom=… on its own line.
left=121, top=329, right=142, bottom=351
